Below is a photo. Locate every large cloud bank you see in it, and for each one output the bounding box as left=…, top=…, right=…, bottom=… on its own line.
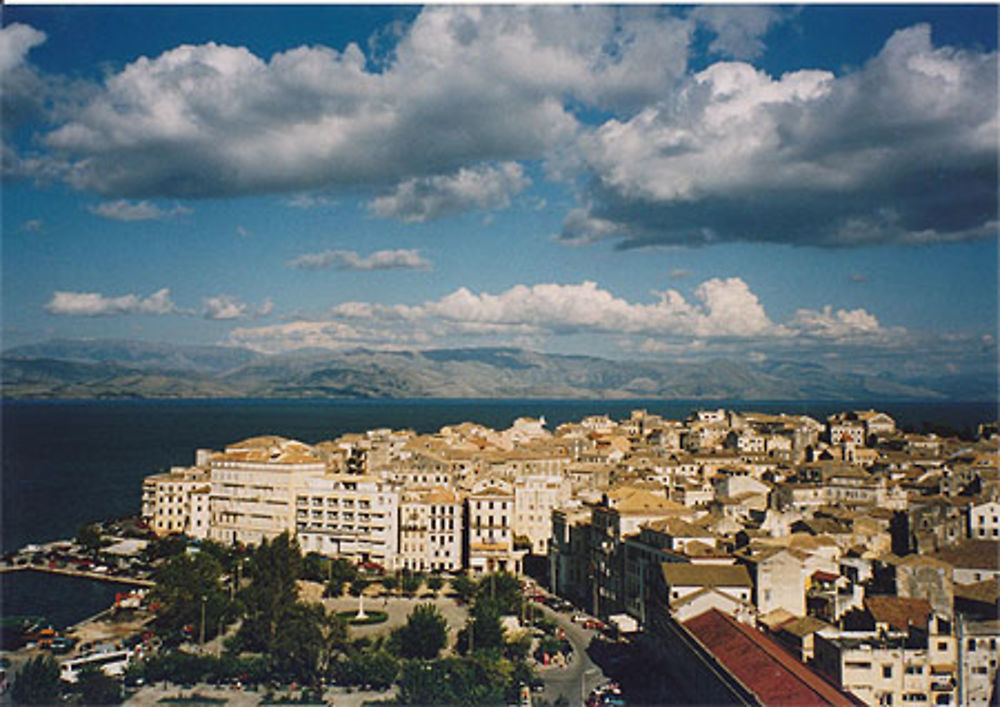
left=4, top=10, right=994, bottom=246
left=224, top=277, right=903, bottom=354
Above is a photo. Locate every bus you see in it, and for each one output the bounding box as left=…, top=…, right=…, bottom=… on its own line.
left=59, top=649, right=132, bottom=683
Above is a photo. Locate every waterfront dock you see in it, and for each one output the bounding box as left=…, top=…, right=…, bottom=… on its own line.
left=0, top=563, right=155, bottom=588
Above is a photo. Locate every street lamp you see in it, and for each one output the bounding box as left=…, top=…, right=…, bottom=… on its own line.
left=199, top=595, right=207, bottom=649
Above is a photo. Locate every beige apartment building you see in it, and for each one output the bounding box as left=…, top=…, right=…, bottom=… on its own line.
left=399, top=486, right=463, bottom=572
left=467, top=478, right=524, bottom=574
left=814, top=598, right=957, bottom=707
left=959, top=618, right=1000, bottom=706
left=141, top=465, right=211, bottom=538
left=208, top=436, right=327, bottom=546
left=295, top=473, right=400, bottom=569
left=513, top=472, right=570, bottom=555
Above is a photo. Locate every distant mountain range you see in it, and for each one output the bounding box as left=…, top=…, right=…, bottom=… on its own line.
left=1, top=338, right=994, bottom=401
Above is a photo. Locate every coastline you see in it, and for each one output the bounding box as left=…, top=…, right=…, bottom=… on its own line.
left=0, top=564, right=154, bottom=588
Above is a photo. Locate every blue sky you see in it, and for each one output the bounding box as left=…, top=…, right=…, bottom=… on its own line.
left=2, top=4, right=997, bottom=379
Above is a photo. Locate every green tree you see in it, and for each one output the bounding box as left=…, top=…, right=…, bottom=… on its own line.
left=451, top=573, right=477, bottom=604
left=270, top=602, right=329, bottom=684
left=397, top=660, right=453, bottom=706
left=323, top=558, right=357, bottom=597
left=238, top=532, right=302, bottom=652
left=398, top=656, right=510, bottom=706
left=76, top=665, right=122, bottom=705
left=11, top=654, right=61, bottom=705
left=332, top=651, right=398, bottom=690
left=427, top=575, right=445, bottom=596
left=400, top=571, right=423, bottom=597
left=475, top=572, right=522, bottom=615
left=361, top=651, right=398, bottom=690
left=196, top=539, right=242, bottom=574
left=151, top=551, right=230, bottom=641
left=380, top=575, right=398, bottom=595
left=349, top=577, right=369, bottom=597
left=76, top=522, right=104, bottom=553
left=469, top=598, right=505, bottom=653
left=506, top=633, right=532, bottom=662
left=302, top=552, right=329, bottom=582
left=393, top=603, right=448, bottom=660
left=144, top=534, right=188, bottom=561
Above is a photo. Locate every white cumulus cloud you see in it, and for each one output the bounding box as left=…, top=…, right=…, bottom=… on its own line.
left=39, top=7, right=689, bottom=199
left=562, top=24, right=997, bottom=248
left=789, top=305, right=901, bottom=342
left=0, top=23, right=46, bottom=75
left=689, top=6, right=788, bottom=60
left=370, top=162, right=530, bottom=222
left=88, top=199, right=192, bottom=221
left=202, top=295, right=274, bottom=321
left=225, top=276, right=910, bottom=357
left=287, top=249, right=432, bottom=271
left=45, top=288, right=177, bottom=316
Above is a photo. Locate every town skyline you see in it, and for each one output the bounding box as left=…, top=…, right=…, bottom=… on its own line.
left=2, top=4, right=997, bottom=382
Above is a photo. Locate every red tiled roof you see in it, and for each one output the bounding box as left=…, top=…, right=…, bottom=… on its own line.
left=864, top=596, right=932, bottom=631
left=812, top=570, right=839, bottom=583
left=684, top=609, right=862, bottom=706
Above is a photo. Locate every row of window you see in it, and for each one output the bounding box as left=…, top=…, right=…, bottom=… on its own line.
left=966, top=638, right=998, bottom=652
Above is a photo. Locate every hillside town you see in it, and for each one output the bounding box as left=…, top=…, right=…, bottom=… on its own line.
left=136, top=408, right=1000, bottom=705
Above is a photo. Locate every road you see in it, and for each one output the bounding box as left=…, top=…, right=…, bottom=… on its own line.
left=532, top=602, right=608, bottom=706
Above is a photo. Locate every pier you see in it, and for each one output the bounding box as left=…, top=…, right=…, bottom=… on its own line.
left=0, top=563, right=155, bottom=588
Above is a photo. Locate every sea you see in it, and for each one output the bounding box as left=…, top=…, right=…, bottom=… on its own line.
left=1, top=398, right=997, bottom=626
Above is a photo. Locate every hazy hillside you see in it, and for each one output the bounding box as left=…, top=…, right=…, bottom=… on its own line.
left=0, top=339, right=982, bottom=401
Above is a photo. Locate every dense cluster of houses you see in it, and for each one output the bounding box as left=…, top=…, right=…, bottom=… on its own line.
left=141, top=407, right=999, bottom=705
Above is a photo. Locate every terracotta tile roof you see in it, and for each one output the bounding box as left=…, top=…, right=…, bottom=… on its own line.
left=470, top=485, right=513, bottom=498
left=681, top=540, right=730, bottom=559
left=898, top=554, right=954, bottom=571
left=954, top=578, right=1000, bottom=604
left=811, top=570, right=839, bottom=583
left=684, top=608, right=863, bottom=706
left=931, top=540, right=1000, bottom=571
left=422, top=486, right=460, bottom=504
left=643, top=517, right=715, bottom=538
left=777, top=615, right=835, bottom=638
left=662, top=563, right=752, bottom=589
left=608, top=487, right=689, bottom=515
left=864, top=596, right=932, bottom=631
left=758, top=608, right=797, bottom=631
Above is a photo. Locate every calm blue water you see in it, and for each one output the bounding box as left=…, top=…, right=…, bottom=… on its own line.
left=0, top=398, right=995, bottom=626
left=0, top=570, right=136, bottom=629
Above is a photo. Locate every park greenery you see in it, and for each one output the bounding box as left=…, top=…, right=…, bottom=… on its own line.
left=11, top=654, right=61, bottom=704
left=10, top=655, right=124, bottom=706
left=126, top=534, right=542, bottom=703
left=390, top=604, right=448, bottom=660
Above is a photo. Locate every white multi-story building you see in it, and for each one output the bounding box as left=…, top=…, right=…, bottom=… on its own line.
left=295, top=474, right=400, bottom=569
left=968, top=499, right=1000, bottom=540
left=827, top=413, right=868, bottom=446
left=208, top=436, right=327, bottom=546
left=725, top=430, right=766, bottom=454
left=513, top=472, right=570, bottom=555
left=814, top=601, right=957, bottom=707
left=959, top=618, right=1000, bottom=706
left=856, top=410, right=896, bottom=438
left=399, top=486, right=463, bottom=572
left=467, top=478, right=523, bottom=574
left=142, top=466, right=211, bottom=538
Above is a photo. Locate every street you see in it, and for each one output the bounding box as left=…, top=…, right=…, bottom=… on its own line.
left=532, top=602, right=608, bottom=706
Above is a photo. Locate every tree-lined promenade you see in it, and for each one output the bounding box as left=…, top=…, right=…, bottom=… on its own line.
left=8, top=531, right=574, bottom=706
